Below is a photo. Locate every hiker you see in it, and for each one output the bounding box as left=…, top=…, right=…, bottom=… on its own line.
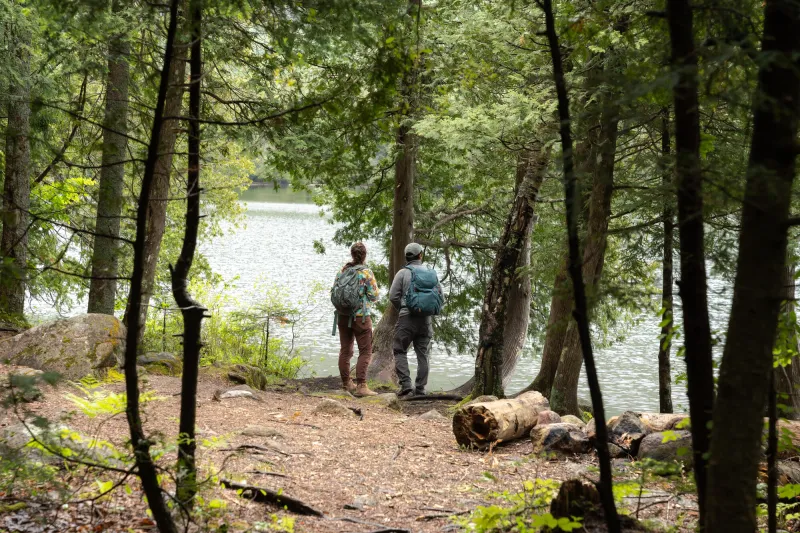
left=330, top=242, right=379, bottom=397
left=389, top=242, right=444, bottom=397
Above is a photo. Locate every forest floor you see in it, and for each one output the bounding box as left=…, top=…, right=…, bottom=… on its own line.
left=0, top=364, right=699, bottom=533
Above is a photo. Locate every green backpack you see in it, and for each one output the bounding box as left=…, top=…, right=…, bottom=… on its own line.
left=331, top=265, right=367, bottom=334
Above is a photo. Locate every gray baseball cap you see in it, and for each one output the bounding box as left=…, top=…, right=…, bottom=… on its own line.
left=404, top=242, right=424, bottom=258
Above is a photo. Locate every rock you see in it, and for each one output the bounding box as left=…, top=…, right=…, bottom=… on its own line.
left=578, top=399, right=594, bottom=416
left=228, top=372, right=247, bottom=384
left=344, top=494, right=377, bottom=511
left=310, top=390, right=355, bottom=401
left=0, top=314, right=125, bottom=380
left=313, top=398, right=357, bottom=418
left=418, top=409, right=447, bottom=422
left=531, top=423, right=591, bottom=455
left=638, top=430, right=693, bottom=465
left=608, top=411, right=650, bottom=455
left=464, top=395, right=498, bottom=407
left=561, top=414, right=586, bottom=428
left=585, top=418, right=596, bottom=439
left=1, top=421, right=121, bottom=466
left=218, top=388, right=260, bottom=401
left=241, top=426, right=284, bottom=438
left=358, top=392, right=401, bottom=412
left=537, top=410, right=561, bottom=426
left=137, top=352, right=181, bottom=374
left=607, top=442, right=628, bottom=458
left=639, top=413, right=689, bottom=432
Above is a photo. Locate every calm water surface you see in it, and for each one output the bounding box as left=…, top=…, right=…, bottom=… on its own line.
left=203, top=187, right=734, bottom=416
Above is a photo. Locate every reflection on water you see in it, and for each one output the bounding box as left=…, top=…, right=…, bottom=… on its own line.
left=204, top=187, right=735, bottom=415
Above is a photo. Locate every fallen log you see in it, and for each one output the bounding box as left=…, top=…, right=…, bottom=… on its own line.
left=399, top=394, right=463, bottom=402
left=452, top=391, right=549, bottom=449
left=219, top=478, right=323, bottom=516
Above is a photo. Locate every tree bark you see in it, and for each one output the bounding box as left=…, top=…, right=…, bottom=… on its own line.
left=174, top=0, right=205, bottom=508
left=123, top=10, right=188, bottom=348
left=123, top=1, right=181, bottom=531
left=666, top=0, right=715, bottom=523
left=549, top=96, right=619, bottom=416
left=472, top=147, right=547, bottom=398
left=88, top=3, right=130, bottom=315
left=452, top=391, right=549, bottom=449
left=0, top=20, right=31, bottom=320
left=706, top=2, right=800, bottom=529
left=540, top=0, right=619, bottom=529
left=658, top=108, right=674, bottom=414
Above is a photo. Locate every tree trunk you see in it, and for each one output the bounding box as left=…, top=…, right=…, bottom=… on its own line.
left=541, top=0, right=619, bottom=529
left=472, top=147, right=548, bottom=398
left=123, top=1, right=181, bottom=532
left=0, top=20, right=31, bottom=321
left=706, top=2, right=800, bottom=531
left=174, top=0, right=204, bottom=506
left=666, top=0, right=715, bottom=522
left=452, top=391, right=549, bottom=449
left=123, top=11, right=188, bottom=348
left=549, top=97, right=619, bottom=417
left=775, top=263, right=800, bottom=420
left=88, top=4, right=130, bottom=315
left=451, top=149, right=545, bottom=396
left=659, top=108, right=674, bottom=414
left=366, top=100, right=417, bottom=383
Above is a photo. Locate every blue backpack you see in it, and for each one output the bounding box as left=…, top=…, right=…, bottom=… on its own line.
left=404, top=265, right=444, bottom=316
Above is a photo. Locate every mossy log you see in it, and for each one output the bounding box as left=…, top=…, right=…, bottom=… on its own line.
left=452, top=391, right=549, bottom=448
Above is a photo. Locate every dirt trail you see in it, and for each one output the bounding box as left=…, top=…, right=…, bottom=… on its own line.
left=0, top=366, right=693, bottom=532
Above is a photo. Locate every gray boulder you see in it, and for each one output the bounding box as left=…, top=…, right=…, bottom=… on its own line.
left=608, top=411, right=650, bottom=455
left=137, top=352, right=180, bottom=373
left=537, top=410, right=562, bottom=426
left=0, top=314, right=125, bottom=380
left=313, top=398, right=357, bottom=418
left=638, top=430, right=693, bottom=465
left=561, top=414, right=586, bottom=428
left=358, top=392, right=402, bottom=412
left=418, top=409, right=447, bottom=422
left=531, top=423, right=591, bottom=455
left=1, top=421, right=122, bottom=466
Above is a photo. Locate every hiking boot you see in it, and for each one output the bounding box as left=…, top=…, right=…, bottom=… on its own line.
left=397, top=388, right=414, bottom=398
left=342, top=378, right=357, bottom=394
left=354, top=381, right=378, bottom=397
left=413, top=388, right=426, bottom=397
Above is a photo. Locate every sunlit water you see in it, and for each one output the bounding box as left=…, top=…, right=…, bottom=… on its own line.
left=201, top=187, right=734, bottom=416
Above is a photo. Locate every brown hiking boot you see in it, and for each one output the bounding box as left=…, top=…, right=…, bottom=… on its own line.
left=342, top=378, right=357, bottom=394
left=355, top=381, right=378, bottom=397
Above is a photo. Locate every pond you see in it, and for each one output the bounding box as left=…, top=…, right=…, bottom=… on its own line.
left=203, top=186, right=734, bottom=416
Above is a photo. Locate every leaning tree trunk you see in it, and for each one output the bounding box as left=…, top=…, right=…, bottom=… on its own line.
left=472, top=146, right=548, bottom=398
left=174, top=0, right=205, bottom=506
left=449, top=149, right=545, bottom=396
left=123, top=11, right=188, bottom=348
left=541, top=0, right=619, bottom=529
left=88, top=4, right=130, bottom=315
left=706, top=2, right=800, bottom=524
left=123, top=1, right=181, bottom=531
left=658, top=108, right=674, bottom=414
left=775, top=263, right=800, bottom=420
left=666, top=0, right=715, bottom=523
left=0, top=20, right=31, bottom=321
left=549, top=95, right=619, bottom=416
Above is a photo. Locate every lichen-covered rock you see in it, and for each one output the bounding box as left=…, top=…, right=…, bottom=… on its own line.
left=0, top=314, right=124, bottom=380
left=531, top=423, right=591, bottom=455
left=1, top=421, right=122, bottom=466
left=638, top=430, right=693, bottom=465
left=313, top=398, right=357, bottom=418
left=137, top=352, right=180, bottom=374
left=608, top=411, right=650, bottom=455
left=639, top=413, right=689, bottom=432
left=561, top=414, right=586, bottom=428
left=537, top=410, right=562, bottom=426
left=358, top=392, right=401, bottom=411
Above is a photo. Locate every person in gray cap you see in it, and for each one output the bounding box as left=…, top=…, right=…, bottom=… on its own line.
left=388, top=242, right=443, bottom=397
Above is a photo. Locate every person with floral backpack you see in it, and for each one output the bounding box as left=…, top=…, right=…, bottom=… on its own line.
left=330, top=242, right=379, bottom=396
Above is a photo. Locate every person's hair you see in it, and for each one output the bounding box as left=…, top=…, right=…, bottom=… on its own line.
left=405, top=252, right=422, bottom=261
left=344, top=242, right=367, bottom=269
